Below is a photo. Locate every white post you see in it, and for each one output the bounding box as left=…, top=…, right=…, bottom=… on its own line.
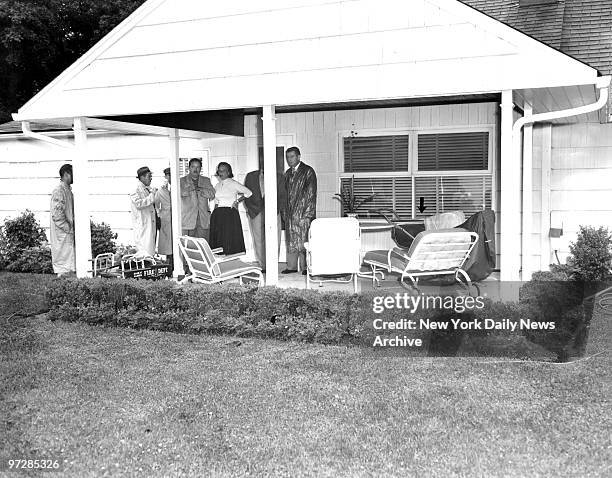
left=262, top=105, right=279, bottom=286
left=540, top=124, right=552, bottom=271
left=500, top=90, right=520, bottom=281
left=72, top=117, right=93, bottom=278
left=521, top=103, right=533, bottom=280
left=168, top=129, right=184, bottom=278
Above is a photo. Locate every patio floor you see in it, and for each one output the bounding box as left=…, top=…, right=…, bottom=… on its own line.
left=272, top=262, right=502, bottom=297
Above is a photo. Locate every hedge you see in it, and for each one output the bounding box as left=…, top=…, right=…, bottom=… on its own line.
left=46, top=278, right=418, bottom=345
left=44, top=277, right=596, bottom=360
left=519, top=275, right=608, bottom=361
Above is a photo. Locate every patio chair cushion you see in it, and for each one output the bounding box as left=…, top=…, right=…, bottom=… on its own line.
left=363, top=250, right=407, bottom=272
left=424, top=211, right=465, bottom=230
left=363, top=248, right=458, bottom=275
left=216, top=259, right=261, bottom=278
left=407, top=229, right=474, bottom=271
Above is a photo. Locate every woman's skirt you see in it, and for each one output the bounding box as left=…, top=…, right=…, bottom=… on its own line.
left=209, top=207, right=246, bottom=255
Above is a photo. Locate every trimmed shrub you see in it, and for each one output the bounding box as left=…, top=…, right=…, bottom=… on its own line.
left=0, top=210, right=47, bottom=267
left=45, top=278, right=547, bottom=356
left=567, top=225, right=612, bottom=281
left=519, top=275, right=597, bottom=362
left=91, top=221, right=118, bottom=258
left=532, top=264, right=571, bottom=281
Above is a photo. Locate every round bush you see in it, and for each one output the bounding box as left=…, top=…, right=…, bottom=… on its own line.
left=0, top=210, right=47, bottom=266
left=90, top=220, right=118, bottom=258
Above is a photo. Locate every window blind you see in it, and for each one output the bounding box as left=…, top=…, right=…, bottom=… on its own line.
left=414, top=175, right=492, bottom=218
left=418, top=132, right=488, bottom=171
left=344, top=135, right=409, bottom=172
left=339, top=177, right=412, bottom=218
left=179, top=158, right=190, bottom=177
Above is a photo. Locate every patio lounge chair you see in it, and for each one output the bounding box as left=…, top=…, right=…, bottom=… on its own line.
left=363, top=229, right=478, bottom=291
left=178, top=235, right=263, bottom=286
left=304, top=217, right=361, bottom=292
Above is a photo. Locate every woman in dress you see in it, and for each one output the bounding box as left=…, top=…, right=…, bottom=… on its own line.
left=209, top=162, right=252, bottom=255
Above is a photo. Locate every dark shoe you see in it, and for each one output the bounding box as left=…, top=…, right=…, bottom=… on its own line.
left=302, top=270, right=307, bottom=275
left=281, top=269, right=297, bottom=274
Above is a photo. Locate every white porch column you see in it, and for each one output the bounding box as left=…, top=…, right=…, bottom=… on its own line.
left=262, top=105, right=279, bottom=286
left=500, top=90, right=521, bottom=281
left=168, top=128, right=184, bottom=278
left=521, top=103, right=533, bottom=280
left=72, top=117, right=93, bottom=278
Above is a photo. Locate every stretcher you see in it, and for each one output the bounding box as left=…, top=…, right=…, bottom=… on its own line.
left=92, top=253, right=172, bottom=280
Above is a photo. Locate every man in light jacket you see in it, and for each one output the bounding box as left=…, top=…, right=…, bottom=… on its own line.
left=130, top=166, right=157, bottom=256
left=179, top=158, right=215, bottom=240
left=155, top=167, right=173, bottom=262
left=50, top=163, right=75, bottom=276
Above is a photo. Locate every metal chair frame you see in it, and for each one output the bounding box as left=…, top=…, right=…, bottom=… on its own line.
left=178, top=235, right=263, bottom=286
left=364, top=230, right=478, bottom=292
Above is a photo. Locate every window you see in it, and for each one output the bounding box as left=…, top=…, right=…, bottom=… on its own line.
left=344, top=135, right=408, bottom=172
left=417, top=132, right=488, bottom=171
left=340, top=129, right=492, bottom=218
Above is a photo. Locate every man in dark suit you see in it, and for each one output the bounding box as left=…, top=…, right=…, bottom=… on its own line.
left=244, top=157, right=286, bottom=272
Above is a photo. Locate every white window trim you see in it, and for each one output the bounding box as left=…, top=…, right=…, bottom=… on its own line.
left=337, top=127, right=412, bottom=174
left=336, top=124, right=497, bottom=218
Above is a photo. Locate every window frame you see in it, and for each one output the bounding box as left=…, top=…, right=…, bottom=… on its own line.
left=413, top=126, right=494, bottom=176
left=337, top=125, right=496, bottom=219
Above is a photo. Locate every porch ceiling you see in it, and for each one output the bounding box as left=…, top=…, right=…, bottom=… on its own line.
left=99, top=109, right=245, bottom=136
left=16, top=116, right=237, bottom=140
left=244, top=93, right=501, bottom=114
left=514, top=83, right=603, bottom=123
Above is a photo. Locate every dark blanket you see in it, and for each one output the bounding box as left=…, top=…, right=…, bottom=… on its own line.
left=456, top=210, right=496, bottom=281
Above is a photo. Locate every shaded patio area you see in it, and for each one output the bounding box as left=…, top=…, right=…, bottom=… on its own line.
left=272, top=261, right=501, bottom=295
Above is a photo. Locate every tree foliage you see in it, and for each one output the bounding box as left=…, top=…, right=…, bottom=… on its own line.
left=90, top=220, right=118, bottom=258
left=0, top=0, right=145, bottom=122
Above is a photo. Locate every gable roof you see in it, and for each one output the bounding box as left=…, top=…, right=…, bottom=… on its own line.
left=461, top=0, right=612, bottom=76
left=14, top=0, right=600, bottom=121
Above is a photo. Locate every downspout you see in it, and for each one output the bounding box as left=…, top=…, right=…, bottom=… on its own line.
left=516, top=75, right=611, bottom=280
left=21, top=121, right=73, bottom=148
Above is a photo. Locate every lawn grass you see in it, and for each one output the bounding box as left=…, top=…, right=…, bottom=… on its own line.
left=1, top=273, right=611, bottom=477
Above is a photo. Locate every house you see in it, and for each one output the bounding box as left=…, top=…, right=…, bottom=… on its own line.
left=3, top=0, right=611, bottom=285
